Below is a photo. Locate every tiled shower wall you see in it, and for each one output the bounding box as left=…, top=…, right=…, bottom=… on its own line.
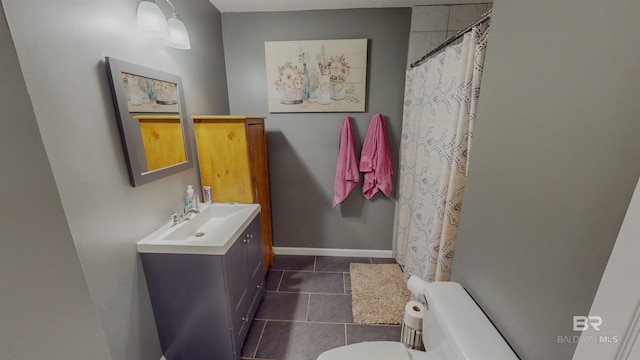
left=408, top=3, right=492, bottom=66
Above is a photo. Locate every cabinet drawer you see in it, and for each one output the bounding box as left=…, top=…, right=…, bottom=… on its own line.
left=227, top=216, right=265, bottom=355
left=246, top=219, right=264, bottom=281
left=236, top=278, right=265, bottom=350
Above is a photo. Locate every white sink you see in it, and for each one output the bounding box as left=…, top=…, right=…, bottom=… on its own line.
left=137, top=203, right=260, bottom=255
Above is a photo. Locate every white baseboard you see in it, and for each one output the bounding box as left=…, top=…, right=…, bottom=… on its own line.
left=273, top=246, right=395, bottom=258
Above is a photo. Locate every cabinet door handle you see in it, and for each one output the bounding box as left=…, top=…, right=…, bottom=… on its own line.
left=257, top=284, right=262, bottom=289
left=241, top=316, right=247, bottom=322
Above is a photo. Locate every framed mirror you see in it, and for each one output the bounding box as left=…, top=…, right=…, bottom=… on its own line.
left=105, top=57, right=193, bottom=187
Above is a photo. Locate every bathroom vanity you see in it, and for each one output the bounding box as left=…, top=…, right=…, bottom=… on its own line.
left=137, top=204, right=264, bottom=360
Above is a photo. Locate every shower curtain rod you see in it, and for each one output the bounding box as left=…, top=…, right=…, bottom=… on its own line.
left=410, top=9, right=492, bottom=68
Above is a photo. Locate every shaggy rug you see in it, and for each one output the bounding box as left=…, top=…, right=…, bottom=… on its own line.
left=350, top=263, right=410, bottom=324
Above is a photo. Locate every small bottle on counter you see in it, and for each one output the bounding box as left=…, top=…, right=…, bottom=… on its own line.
left=203, top=186, right=212, bottom=204
left=185, top=185, right=197, bottom=210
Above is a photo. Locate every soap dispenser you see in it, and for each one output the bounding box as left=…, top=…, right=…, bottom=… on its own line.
left=185, top=185, right=196, bottom=211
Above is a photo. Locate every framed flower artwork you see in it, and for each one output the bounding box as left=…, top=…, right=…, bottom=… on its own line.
left=265, top=39, right=368, bottom=113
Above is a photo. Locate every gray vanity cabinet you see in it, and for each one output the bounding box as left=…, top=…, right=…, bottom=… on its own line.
left=139, top=215, right=265, bottom=360
left=224, top=217, right=264, bottom=349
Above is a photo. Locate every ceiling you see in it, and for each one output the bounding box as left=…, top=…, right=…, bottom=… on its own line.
left=208, top=0, right=488, bottom=13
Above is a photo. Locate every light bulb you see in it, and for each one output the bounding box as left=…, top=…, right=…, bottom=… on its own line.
left=163, top=14, right=191, bottom=50
left=137, top=1, right=168, bottom=38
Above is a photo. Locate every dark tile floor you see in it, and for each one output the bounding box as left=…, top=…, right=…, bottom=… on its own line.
left=241, top=255, right=402, bottom=360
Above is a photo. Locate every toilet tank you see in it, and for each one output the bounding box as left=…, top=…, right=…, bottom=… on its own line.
left=421, top=282, right=519, bottom=360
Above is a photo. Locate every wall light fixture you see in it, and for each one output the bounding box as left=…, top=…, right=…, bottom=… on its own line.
left=137, top=0, right=191, bottom=50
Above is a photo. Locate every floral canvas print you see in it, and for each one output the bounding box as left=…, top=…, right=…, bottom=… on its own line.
left=121, top=72, right=179, bottom=113
left=265, top=39, right=367, bottom=112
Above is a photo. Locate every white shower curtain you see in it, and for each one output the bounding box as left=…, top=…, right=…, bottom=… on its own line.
left=394, top=24, right=489, bottom=282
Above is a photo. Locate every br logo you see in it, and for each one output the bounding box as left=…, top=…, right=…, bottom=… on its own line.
left=573, top=316, right=602, bottom=331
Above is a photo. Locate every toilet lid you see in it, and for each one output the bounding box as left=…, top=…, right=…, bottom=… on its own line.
left=317, top=341, right=411, bottom=360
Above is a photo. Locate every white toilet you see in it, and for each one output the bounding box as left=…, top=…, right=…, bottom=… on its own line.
left=318, top=281, right=519, bottom=360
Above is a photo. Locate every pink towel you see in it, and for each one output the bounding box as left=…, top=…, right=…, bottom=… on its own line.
left=333, top=116, right=360, bottom=207
left=360, top=113, right=393, bottom=199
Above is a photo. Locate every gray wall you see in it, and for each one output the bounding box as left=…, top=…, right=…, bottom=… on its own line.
left=573, top=178, right=640, bottom=359
left=0, top=5, right=112, bottom=359
left=408, top=3, right=491, bottom=65
left=2, top=0, right=229, bottom=359
left=451, top=1, right=640, bottom=359
left=221, top=9, right=411, bottom=251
